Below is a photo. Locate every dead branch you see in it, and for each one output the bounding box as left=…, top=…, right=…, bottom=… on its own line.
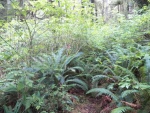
left=121, top=101, right=141, bottom=109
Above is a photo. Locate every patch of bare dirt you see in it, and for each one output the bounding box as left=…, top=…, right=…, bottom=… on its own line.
left=71, top=102, right=98, bottom=113
left=69, top=88, right=115, bottom=113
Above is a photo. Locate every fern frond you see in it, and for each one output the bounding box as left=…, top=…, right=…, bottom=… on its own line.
left=111, top=106, right=132, bottom=113
left=66, top=78, right=88, bottom=91
left=3, top=100, right=22, bottom=113
left=138, top=83, right=150, bottom=90
left=103, top=66, right=116, bottom=76
left=63, top=52, right=83, bottom=67
left=52, top=48, right=64, bottom=64
left=4, top=84, right=17, bottom=92
left=92, top=75, right=109, bottom=82
left=68, top=66, right=84, bottom=72
left=115, top=65, right=138, bottom=81
left=121, top=90, right=139, bottom=98
left=86, top=88, right=118, bottom=101
left=92, top=75, right=110, bottom=87
left=106, top=50, right=116, bottom=64
left=107, top=83, right=115, bottom=90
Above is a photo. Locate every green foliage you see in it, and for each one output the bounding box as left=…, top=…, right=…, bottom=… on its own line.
left=92, top=75, right=110, bottom=88
left=41, top=84, right=73, bottom=112
left=121, top=90, right=139, bottom=98
left=0, top=48, right=85, bottom=112
left=66, top=78, right=88, bottom=91
left=3, top=100, right=22, bottom=113
left=32, top=48, right=83, bottom=86
left=86, top=41, right=150, bottom=112
left=111, top=107, right=132, bottom=113
left=0, top=0, right=150, bottom=113
left=144, top=54, right=150, bottom=84
left=86, top=88, right=118, bottom=102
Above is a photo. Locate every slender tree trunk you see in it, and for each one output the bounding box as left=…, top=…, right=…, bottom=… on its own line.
left=102, top=0, right=104, bottom=17
left=91, top=0, right=94, bottom=3
left=7, top=0, right=13, bottom=21
left=0, top=0, right=7, bottom=20
left=19, top=0, right=24, bottom=7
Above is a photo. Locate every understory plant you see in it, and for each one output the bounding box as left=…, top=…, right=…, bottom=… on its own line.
left=86, top=43, right=150, bottom=113
left=0, top=48, right=88, bottom=113
left=0, top=0, right=150, bottom=113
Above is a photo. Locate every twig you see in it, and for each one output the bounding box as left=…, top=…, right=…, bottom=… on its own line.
left=121, top=101, right=141, bottom=109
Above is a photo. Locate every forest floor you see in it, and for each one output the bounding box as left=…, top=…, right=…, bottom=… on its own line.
left=69, top=88, right=115, bottom=113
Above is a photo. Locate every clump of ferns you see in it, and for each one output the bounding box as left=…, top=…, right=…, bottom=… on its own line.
left=86, top=73, right=150, bottom=113
left=86, top=74, right=118, bottom=112
left=91, top=75, right=117, bottom=89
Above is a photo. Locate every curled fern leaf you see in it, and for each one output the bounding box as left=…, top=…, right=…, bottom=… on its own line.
left=86, top=88, right=118, bottom=101
left=121, top=90, right=139, bottom=98
left=111, top=107, right=132, bottom=113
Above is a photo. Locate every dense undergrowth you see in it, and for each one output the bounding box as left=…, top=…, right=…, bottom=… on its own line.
left=0, top=0, right=150, bottom=113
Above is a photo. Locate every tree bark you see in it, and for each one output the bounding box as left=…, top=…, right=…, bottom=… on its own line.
left=19, top=0, right=24, bottom=7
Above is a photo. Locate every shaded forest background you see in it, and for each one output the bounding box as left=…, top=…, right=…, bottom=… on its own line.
left=0, top=0, right=150, bottom=113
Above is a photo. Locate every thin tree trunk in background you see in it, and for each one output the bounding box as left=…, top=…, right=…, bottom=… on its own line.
left=88, top=0, right=96, bottom=16
left=18, top=0, right=25, bottom=20
left=19, top=0, right=24, bottom=7
left=0, top=0, right=7, bottom=20
left=91, top=0, right=94, bottom=3
left=104, top=0, right=111, bottom=21
left=7, top=0, right=11, bottom=9
left=123, top=0, right=129, bottom=18
left=7, top=0, right=13, bottom=21
left=102, top=0, right=104, bottom=18
left=95, top=0, right=101, bottom=17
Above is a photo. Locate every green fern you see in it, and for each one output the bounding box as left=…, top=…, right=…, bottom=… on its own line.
left=3, top=100, right=22, bottom=113
left=98, top=65, right=116, bottom=76
left=111, top=106, right=132, bottom=113
left=138, top=83, right=150, bottom=90
left=62, top=52, right=83, bottom=68
left=86, top=88, right=118, bottom=101
left=64, top=66, right=84, bottom=75
left=103, top=66, right=117, bottom=76
left=52, top=48, right=65, bottom=65
left=121, top=90, right=139, bottom=98
left=92, top=75, right=109, bottom=82
left=33, top=48, right=83, bottom=72
left=66, top=78, right=88, bottom=91
left=92, top=75, right=110, bottom=87
left=106, top=50, right=116, bottom=65
left=115, top=65, right=138, bottom=81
